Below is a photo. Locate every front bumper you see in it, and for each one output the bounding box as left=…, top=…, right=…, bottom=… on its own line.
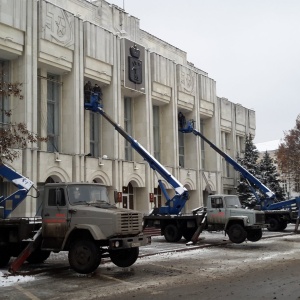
left=248, top=224, right=268, bottom=229
left=109, top=234, right=151, bottom=250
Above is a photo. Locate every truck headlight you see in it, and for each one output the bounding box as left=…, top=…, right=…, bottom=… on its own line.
left=114, top=240, right=120, bottom=248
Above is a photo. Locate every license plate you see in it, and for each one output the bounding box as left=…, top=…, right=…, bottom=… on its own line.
left=131, top=242, right=140, bottom=247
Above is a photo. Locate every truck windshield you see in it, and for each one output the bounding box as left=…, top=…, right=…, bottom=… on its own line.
left=224, top=196, right=242, bottom=208
left=68, top=185, right=111, bottom=206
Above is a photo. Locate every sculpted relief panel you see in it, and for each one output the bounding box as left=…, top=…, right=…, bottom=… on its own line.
left=40, top=0, right=75, bottom=50
left=177, top=65, right=196, bottom=96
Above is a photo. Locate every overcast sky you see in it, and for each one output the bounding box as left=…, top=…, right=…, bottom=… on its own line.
left=107, top=0, right=300, bottom=143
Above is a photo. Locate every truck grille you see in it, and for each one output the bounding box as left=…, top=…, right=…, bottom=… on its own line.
left=117, top=212, right=142, bottom=234
left=255, top=213, right=265, bottom=224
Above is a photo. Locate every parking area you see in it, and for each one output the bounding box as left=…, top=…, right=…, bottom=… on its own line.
left=0, top=225, right=299, bottom=300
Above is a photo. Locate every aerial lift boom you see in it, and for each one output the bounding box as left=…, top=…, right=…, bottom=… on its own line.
left=179, top=120, right=275, bottom=205
left=179, top=118, right=300, bottom=229
left=0, top=163, right=36, bottom=218
left=85, top=95, right=189, bottom=215
left=84, top=98, right=266, bottom=244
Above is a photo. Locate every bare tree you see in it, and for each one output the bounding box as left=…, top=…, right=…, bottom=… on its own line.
left=276, top=115, right=300, bottom=193
left=0, top=81, right=47, bottom=163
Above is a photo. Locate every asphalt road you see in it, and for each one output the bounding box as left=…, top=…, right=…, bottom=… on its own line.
left=1, top=226, right=300, bottom=300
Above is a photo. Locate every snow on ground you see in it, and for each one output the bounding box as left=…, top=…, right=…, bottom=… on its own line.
left=0, top=232, right=296, bottom=288
left=0, top=270, right=35, bottom=287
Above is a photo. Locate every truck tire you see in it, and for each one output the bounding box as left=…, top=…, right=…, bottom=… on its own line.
left=68, top=239, right=101, bottom=274
left=26, top=249, right=51, bottom=264
left=164, top=224, right=182, bottom=242
left=0, top=248, right=10, bottom=267
left=109, top=247, right=139, bottom=268
left=278, top=221, right=288, bottom=231
left=227, top=224, right=247, bottom=244
left=246, top=228, right=262, bottom=242
left=267, top=218, right=280, bottom=231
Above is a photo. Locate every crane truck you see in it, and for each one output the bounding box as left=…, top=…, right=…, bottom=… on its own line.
left=84, top=94, right=266, bottom=245
left=179, top=115, right=300, bottom=232
left=0, top=163, right=150, bottom=274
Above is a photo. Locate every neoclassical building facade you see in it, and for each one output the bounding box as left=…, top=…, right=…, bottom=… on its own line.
left=0, top=0, right=255, bottom=216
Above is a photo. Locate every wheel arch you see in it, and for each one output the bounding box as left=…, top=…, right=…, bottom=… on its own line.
left=63, top=225, right=106, bottom=250
left=225, top=218, right=246, bottom=232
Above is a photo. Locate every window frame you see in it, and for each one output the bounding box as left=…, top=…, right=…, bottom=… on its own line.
left=47, top=73, right=60, bottom=152
left=0, top=61, right=10, bottom=125
left=90, top=111, right=100, bottom=157
left=124, top=97, right=133, bottom=161
left=178, top=131, right=185, bottom=168
left=153, top=105, right=161, bottom=161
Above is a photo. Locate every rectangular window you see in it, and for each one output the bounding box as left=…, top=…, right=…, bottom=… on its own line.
left=179, top=131, right=184, bottom=168
left=48, top=188, right=66, bottom=206
left=222, top=158, right=226, bottom=176
left=236, top=135, right=245, bottom=156
left=47, top=74, right=60, bottom=152
left=0, top=61, right=10, bottom=125
left=124, top=97, right=132, bottom=161
left=200, top=121, right=205, bottom=169
left=153, top=106, right=160, bottom=161
left=226, top=161, right=230, bottom=177
left=222, top=132, right=230, bottom=150
left=211, top=197, right=223, bottom=209
left=282, top=180, right=287, bottom=193
left=90, top=112, right=99, bottom=157
left=236, top=136, right=240, bottom=153
left=222, top=158, right=230, bottom=177
left=225, top=132, right=230, bottom=150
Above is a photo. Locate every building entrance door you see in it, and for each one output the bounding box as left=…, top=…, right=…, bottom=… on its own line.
left=153, top=186, right=162, bottom=208
left=122, top=183, right=134, bottom=210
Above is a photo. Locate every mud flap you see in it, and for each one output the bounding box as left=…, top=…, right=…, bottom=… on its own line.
left=187, top=213, right=207, bottom=245
left=9, top=228, right=43, bottom=274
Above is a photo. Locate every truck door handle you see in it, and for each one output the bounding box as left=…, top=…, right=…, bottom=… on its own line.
left=69, top=209, right=77, bottom=214
left=44, top=213, right=50, bottom=216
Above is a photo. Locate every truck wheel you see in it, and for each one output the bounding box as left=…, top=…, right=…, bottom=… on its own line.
left=267, top=218, right=280, bottom=231
left=68, top=240, right=101, bottom=274
left=0, top=249, right=10, bottom=267
left=164, top=224, right=182, bottom=242
left=110, top=247, right=139, bottom=268
left=227, top=224, right=247, bottom=244
left=182, top=229, right=196, bottom=242
left=247, top=229, right=262, bottom=242
left=26, top=249, right=51, bottom=264
left=279, top=221, right=288, bottom=231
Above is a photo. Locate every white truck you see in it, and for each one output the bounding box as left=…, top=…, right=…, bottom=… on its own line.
left=179, top=115, right=300, bottom=232
left=144, top=194, right=265, bottom=244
